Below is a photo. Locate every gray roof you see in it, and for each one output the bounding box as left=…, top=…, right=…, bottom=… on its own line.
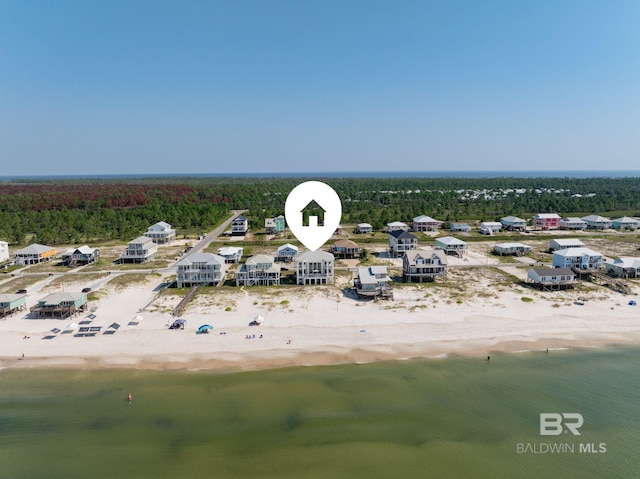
left=296, top=250, right=334, bottom=262
left=436, top=236, right=466, bottom=246
left=612, top=257, right=640, bottom=268
left=404, top=248, right=447, bottom=264
left=612, top=216, right=639, bottom=223
left=64, top=245, right=98, bottom=255
left=553, top=247, right=602, bottom=257
left=413, top=215, right=438, bottom=223
left=501, top=216, right=526, bottom=223
left=495, top=242, right=530, bottom=249
left=177, top=252, right=224, bottom=266
left=551, top=239, right=584, bottom=246
left=0, top=293, right=26, bottom=304
left=37, top=292, right=86, bottom=305
left=278, top=243, right=298, bottom=253
left=357, top=266, right=389, bottom=285
left=14, top=244, right=55, bottom=255
left=530, top=267, right=575, bottom=276
left=129, top=236, right=153, bottom=244
left=246, top=254, right=276, bottom=266
left=581, top=215, right=611, bottom=223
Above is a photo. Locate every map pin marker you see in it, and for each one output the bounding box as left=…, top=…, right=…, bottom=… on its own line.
left=285, top=181, right=342, bottom=252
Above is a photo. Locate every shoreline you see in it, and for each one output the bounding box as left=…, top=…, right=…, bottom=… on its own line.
left=3, top=334, right=639, bottom=373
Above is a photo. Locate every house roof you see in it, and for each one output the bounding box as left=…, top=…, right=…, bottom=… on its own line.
left=149, top=221, right=172, bottom=229
left=356, top=266, right=389, bottom=285
left=501, top=216, right=526, bottom=223
left=561, top=217, right=587, bottom=223
left=357, top=223, right=373, bottom=228
left=278, top=243, right=298, bottom=253
left=65, top=245, right=98, bottom=255
left=233, top=215, right=247, bottom=221
left=177, top=252, right=224, bottom=266
left=246, top=254, right=275, bottom=266
left=480, top=222, right=502, bottom=227
left=37, top=292, right=86, bottom=305
left=612, top=257, right=640, bottom=268
left=0, top=293, right=26, bottom=304
left=389, top=230, right=416, bottom=240
left=553, top=247, right=602, bottom=258
left=530, top=268, right=575, bottom=276
left=581, top=215, right=611, bottom=223
left=404, top=248, right=447, bottom=264
left=333, top=239, right=360, bottom=249
left=495, top=242, right=530, bottom=249
left=436, top=236, right=466, bottom=246
left=387, top=221, right=408, bottom=228
left=551, top=239, right=584, bottom=247
left=14, top=244, right=55, bottom=255
left=218, top=246, right=243, bottom=256
left=129, top=236, right=153, bottom=244
left=296, top=250, right=334, bottom=262
left=534, top=213, right=562, bottom=219
left=612, top=216, right=640, bottom=224
left=413, top=215, right=438, bottom=223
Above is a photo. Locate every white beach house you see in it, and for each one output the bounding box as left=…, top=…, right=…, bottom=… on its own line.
left=385, top=221, right=409, bottom=232
left=435, top=236, right=467, bottom=257
left=231, top=215, right=248, bottom=236
left=120, top=236, right=158, bottom=263
left=412, top=215, right=440, bottom=232
left=479, top=222, right=502, bottom=235
left=145, top=221, right=176, bottom=244
left=559, top=217, right=587, bottom=230
left=493, top=243, right=531, bottom=256
left=354, top=266, right=392, bottom=299
left=176, top=253, right=227, bottom=287
left=217, top=246, right=243, bottom=263
left=296, top=250, right=334, bottom=285
left=549, top=239, right=585, bottom=252
left=0, top=241, right=9, bottom=263
left=236, top=254, right=281, bottom=286
left=13, top=244, right=57, bottom=265
left=606, top=257, right=640, bottom=278
left=356, top=223, right=373, bottom=234
left=581, top=215, right=612, bottom=230
left=402, top=248, right=447, bottom=283
left=61, top=245, right=100, bottom=266
left=527, top=268, right=577, bottom=291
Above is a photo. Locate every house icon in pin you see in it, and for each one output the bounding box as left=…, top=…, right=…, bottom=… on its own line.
left=300, top=199, right=326, bottom=227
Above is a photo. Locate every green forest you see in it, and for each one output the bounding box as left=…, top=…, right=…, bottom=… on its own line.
left=1, top=176, right=639, bottom=245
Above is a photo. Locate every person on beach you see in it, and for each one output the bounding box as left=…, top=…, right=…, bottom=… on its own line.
left=127, top=394, right=132, bottom=404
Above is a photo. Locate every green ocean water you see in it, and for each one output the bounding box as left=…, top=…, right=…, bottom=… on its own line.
left=1, top=348, right=639, bottom=479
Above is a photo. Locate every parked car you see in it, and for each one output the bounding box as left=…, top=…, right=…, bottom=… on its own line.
left=16, top=289, right=27, bottom=294
left=82, top=287, right=92, bottom=293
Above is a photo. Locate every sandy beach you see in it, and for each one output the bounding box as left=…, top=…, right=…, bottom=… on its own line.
left=2, top=259, right=640, bottom=371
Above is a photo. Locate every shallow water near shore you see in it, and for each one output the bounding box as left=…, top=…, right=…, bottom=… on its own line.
left=1, top=347, right=639, bottom=479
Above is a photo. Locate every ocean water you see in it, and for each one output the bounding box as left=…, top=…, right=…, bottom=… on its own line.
left=1, top=347, right=639, bottom=479
left=1, top=170, right=640, bottom=181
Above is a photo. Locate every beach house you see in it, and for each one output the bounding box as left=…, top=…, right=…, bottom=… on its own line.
left=0, top=293, right=27, bottom=318
left=356, top=223, right=373, bottom=234
left=30, top=292, right=88, bottom=319
left=265, top=218, right=276, bottom=235
left=235, top=254, right=281, bottom=286
left=0, top=241, right=9, bottom=263
left=500, top=216, right=527, bottom=232
left=549, top=239, right=585, bottom=252
left=277, top=243, right=298, bottom=262
left=479, top=222, right=502, bottom=235
left=611, top=217, right=640, bottom=230
left=493, top=243, right=531, bottom=256
left=581, top=215, right=612, bottom=230
left=231, top=215, right=248, bottom=236
left=552, top=247, right=603, bottom=271
left=435, top=236, right=467, bottom=257
left=145, top=221, right=176, bottom=244
left=527, top=268, right=577, bottom=291
left=450, top=223, right=471, bottom=233
left=385, top=221, right=409, bottom=232
left=606, top=257, right=640, bottom=278
left=354, top=266, right=392, bottom=299
left=403, top=248, right=447, bottom=283
left=61, top=245, right=100, bottom=266
left=331, top=239, right=362, bottom=259
left=13, top=244, right=57, bottom=265
left=176, top=253, right=227, bottom=287
left=532, top=213, right=562, bottom=230
left=412, top=215, right=440, bottom=232
left=217, top=246, right=243, bottom=263
left=389, top=230, right=418, bottom=257
left=120, top=236, right=157, bottom=263
left=559, top=217, right=587, bottom=230
left=296, top=251, right=334, bottom=285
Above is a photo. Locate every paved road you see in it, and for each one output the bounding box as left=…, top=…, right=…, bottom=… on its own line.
left=182, top=209, right=247, bottom=259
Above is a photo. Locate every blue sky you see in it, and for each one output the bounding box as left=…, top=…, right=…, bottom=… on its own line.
left=1, top=0, right=639, bottom=175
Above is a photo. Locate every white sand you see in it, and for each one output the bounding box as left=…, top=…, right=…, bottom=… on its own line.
left=2, top=267, right=640, bottom=371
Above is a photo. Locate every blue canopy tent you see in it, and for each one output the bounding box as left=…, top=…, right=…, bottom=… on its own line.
left=197, top=324, right=214, bottom=334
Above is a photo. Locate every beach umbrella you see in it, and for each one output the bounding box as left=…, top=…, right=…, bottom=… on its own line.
left=198, top=324, right=214, bottom=332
